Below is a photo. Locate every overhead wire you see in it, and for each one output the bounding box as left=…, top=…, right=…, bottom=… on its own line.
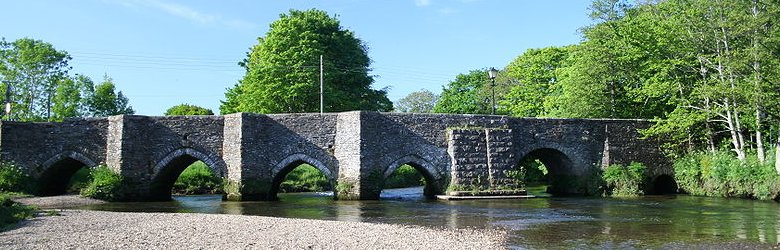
left=68, top=50, right=457, bottom=88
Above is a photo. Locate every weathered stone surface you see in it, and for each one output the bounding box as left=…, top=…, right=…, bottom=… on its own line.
left=0, top=112, right=668, bottom=200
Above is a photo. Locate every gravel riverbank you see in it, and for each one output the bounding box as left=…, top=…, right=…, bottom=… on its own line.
left=0, top=209, right=507, bottom=249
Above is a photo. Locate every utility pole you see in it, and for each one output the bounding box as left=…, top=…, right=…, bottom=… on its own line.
left=320, top=54, right=324, bottom=114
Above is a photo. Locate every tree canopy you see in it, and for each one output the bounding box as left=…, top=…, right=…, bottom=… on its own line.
left=433, top=69, right=495, bottom=114
left=1, top=38, right=134, bottom=121
left=220, top=9, right=392, bottom=114
left=165, top=104, right=214, bottom=116
left=395, top=89, right=438, bottom=113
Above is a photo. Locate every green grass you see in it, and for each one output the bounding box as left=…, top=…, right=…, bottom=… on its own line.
left=173, top=161, right=222, bottom=195
left=384, top=164, right=424, bottom=189
left=279, top=164, right=331, bottom=192
left=0, top=193, right=36, bottom=231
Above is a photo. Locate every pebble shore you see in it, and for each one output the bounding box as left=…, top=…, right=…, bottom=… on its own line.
left=3, top=197, right=507, bottom=249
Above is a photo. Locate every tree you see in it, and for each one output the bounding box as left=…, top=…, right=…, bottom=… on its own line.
left=0, top=37, right=71, bottom=121
left=221, top=9, right=392, bottom=114
left=86, top=75, right=134, bottom=117
left=165, top=104, right=214, bottom=116
left=499, top=46, right=570, bottom=117
left=433, top=69, right=493, bottom=114
left=395, top=89, right=438, bottom=113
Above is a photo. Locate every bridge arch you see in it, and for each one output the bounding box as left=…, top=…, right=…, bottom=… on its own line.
left=37, top=151, right=98, bottom=196
left=650, top=174, right=678, bottom=194
left=269, top=153, right=335, bottom=200
left=149, top=147, right=226, bottom=200
left=382, top=154, right=444, bottom=198
left=516, top=147, right=582, bottom=195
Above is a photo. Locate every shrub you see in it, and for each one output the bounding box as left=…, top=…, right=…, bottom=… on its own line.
left=173, top=161, right=222, bottom=195
left=279, top=164, right=331, bottom=192
left=673, top=150, right=780, bottom=201
left=66, top=167, right=91, bottom=194
left=0, top=193, right=36, bottom=230
left=0, top=161, right=35, bottom=194
left=80, top=165, right=125, bottom=201
left=602, top=162, right=646, bottom=197
left=384, top=164, right=424, bottom=189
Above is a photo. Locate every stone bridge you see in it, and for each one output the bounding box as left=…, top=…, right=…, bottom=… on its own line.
left=0, top=112, right=671, bottom=201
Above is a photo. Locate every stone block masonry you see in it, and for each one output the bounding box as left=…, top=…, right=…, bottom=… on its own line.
left=0, top=112, right=669, bottom=201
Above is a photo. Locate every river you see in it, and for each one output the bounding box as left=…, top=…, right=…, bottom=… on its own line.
left=80, top=186, right=780, bottom=249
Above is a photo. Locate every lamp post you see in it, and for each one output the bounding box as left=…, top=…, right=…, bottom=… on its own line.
left=488, top=67, right=498, bottom=115
left=3, top=82, right=12, bottom=120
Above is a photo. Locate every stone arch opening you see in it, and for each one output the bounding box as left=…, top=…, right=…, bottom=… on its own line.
left=37, top=152, right=97, bottom=196
left=381, top=155, right=443, bottom=199
left=149, top=148, right=225, bottom=201
left=650, top=174, right=678, bottom=194
left=269, top=154, right=335, bottom=201
left=516, top=148, right=577, bottom=195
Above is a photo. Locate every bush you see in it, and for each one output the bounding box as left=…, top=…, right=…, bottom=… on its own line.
left=673, top=150, right=780, bottom=200
left=384, top=164, right=424, bottom=189
left=80, top=165, right=125, bottom=201
left=279, top=164, right=331, bottom=192
left=602, top=162, right=646, bottom=197
left=66, top=167, right=91, bottom=194
left=0, top=161, right=35, bottom=194
left=0, top=193, right=36, bottom=230
left=173, top=161, right=222, bottom=195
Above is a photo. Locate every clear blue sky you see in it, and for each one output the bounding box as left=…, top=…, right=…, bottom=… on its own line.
left=1, top=0, right=592, bottom=115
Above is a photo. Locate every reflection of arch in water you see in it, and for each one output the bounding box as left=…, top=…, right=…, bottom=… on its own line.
left=148, top=148, right=225, bottom=201
left=383, top=154, right=443, bottom=198
left=650, top=174, right=678, bottom=194
left=38, top=151, right=98, bottom=196
left=269, top=153, right=335, bottom=200
left=516, top=147, right=578, bottom=195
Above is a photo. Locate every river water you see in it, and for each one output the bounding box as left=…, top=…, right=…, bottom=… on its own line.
left=81, top=187, right=780, bottom=249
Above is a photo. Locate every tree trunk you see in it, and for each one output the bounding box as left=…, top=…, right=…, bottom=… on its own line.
left=776, top=124, right=780, bottom=174
left=757, top=109, right=765, bottom=162
left=726, top=102, right=746, bottom=160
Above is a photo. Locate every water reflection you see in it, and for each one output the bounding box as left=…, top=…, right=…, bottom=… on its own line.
left=80, top=186, right=780, bottom=249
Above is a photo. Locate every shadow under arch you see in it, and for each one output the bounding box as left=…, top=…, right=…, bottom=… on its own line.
left=148, top=148, right=226, bottom=201
left=518, top=147, right=579, bottom=195
left=269, top=153, right=335, bottom=201
left=650, top=174, right=678, bottom=194
left=37, top=151, right=98, bottom=196
left=382, top=154, right=444, bottom=198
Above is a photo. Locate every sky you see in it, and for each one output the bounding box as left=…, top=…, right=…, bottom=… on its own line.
left=1, top=0, right=593, bottom=115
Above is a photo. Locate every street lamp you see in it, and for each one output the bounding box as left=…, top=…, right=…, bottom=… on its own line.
left=3, top=83, right=12, bottom=120
left=488, top=67, right=498, bottom=115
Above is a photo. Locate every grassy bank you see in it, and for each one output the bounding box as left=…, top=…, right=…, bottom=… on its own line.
left=0, top=162, right=37, bottom=230
left=0, top=193, right=36, bottom=230
left=673, top=151, right=780, bottom=201
left=279, top=164, right=331, bottom=192
left=173, top=161, right=222, bottom=195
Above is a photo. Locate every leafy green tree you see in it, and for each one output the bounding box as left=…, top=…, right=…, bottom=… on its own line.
left=433, top=69, right=493, bottom=114
left=51, top=77, right=81, bottom=120
left=165, top=104, right=214, bottom=116
left=221, top=9, right=392, bottom=114
left=86, top=75, right=134, bottom=117
left=499, top=46, right=570, bottom=117
left=395, top=89, right=438, bottom=113
left=0, top=37, right=71, bottom=121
